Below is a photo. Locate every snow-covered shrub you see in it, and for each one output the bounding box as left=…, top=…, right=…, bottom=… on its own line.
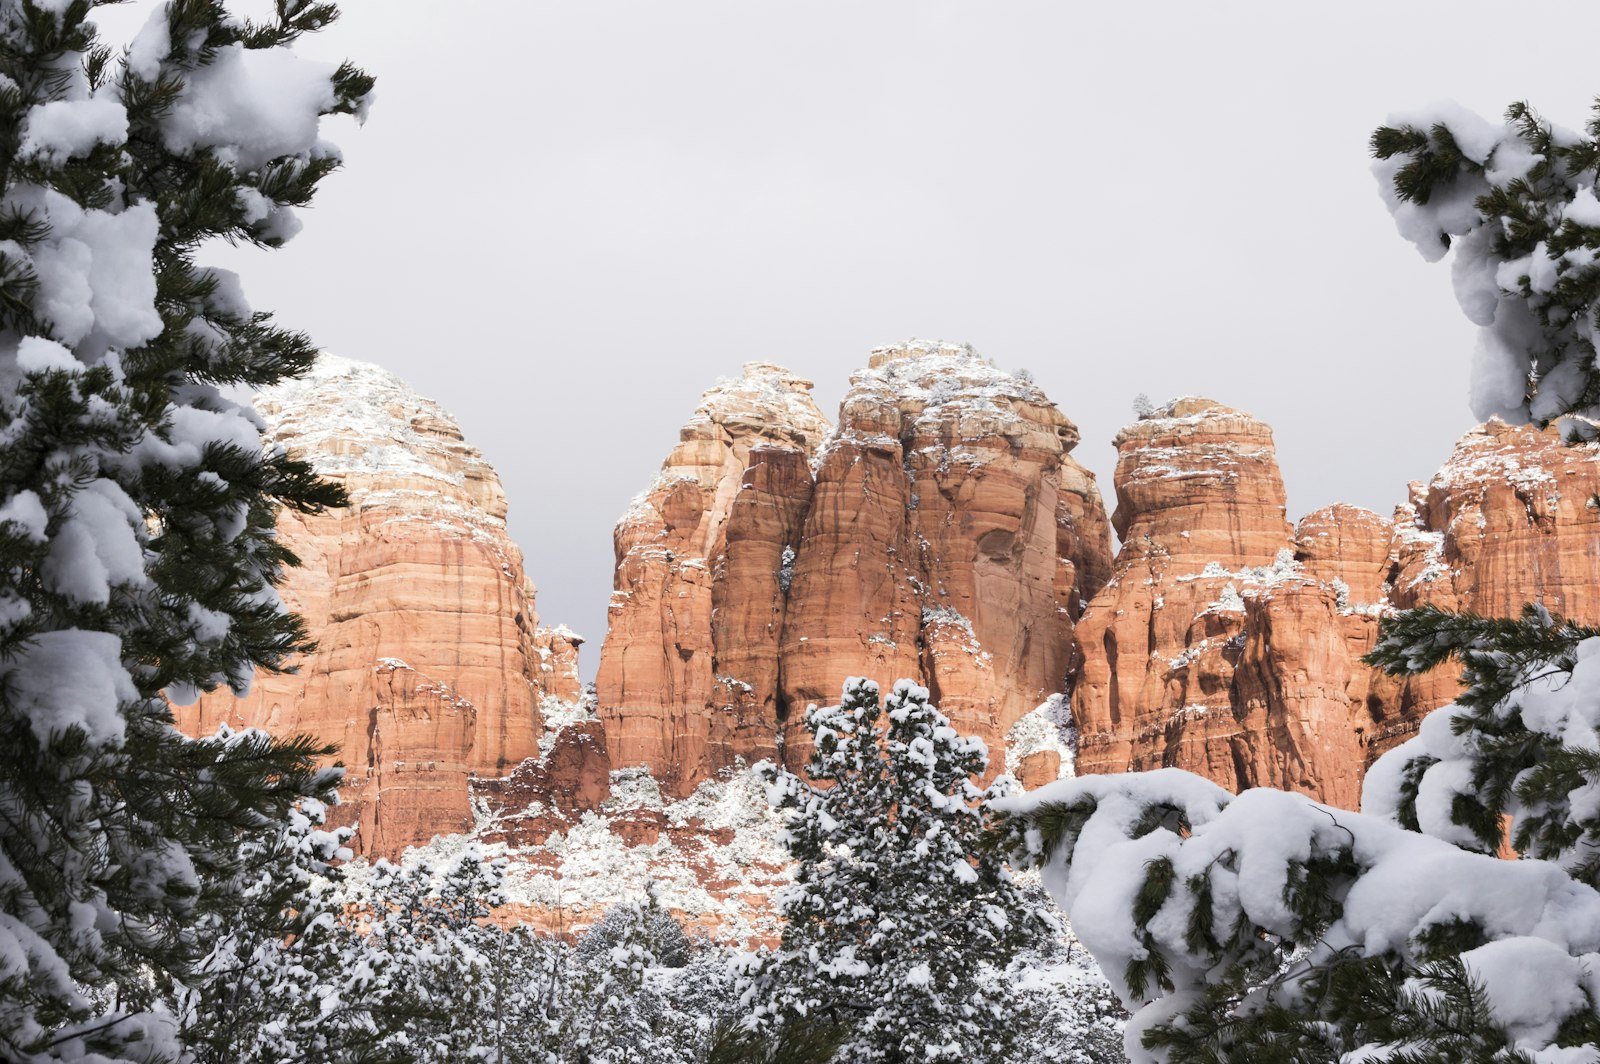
left=175, top=802, right=485, bottom=1064
left=738, top=678, right=1058, bottom=1063
left=488, top=886, right=742, bottom=1064
left=0, top=3, right=371, bottom=1060
left=181, top=839, right=740, bottom=1064
left=575, top=881, right=692, bottom=970
left=1001, top=967, right=1128, bottom=1064
left=996, top=603, right=1600, bottom=1062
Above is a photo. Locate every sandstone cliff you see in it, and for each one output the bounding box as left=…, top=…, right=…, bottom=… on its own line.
left=598, top=341, right=1114, bottom=794
left=779, top=342, right=1113, bottom=770
left=1376, top=419, right=1600, bottom=751
left=176, top=355, right=585, bottom=856
left=595, top=363, right=831, bottom=796
left=1072, top=400, right=1600, bottom=808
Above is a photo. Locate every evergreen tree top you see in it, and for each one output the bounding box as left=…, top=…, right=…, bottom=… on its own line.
left=1373, top=99, right=1600, bottom=434
left=743, top=678, right=1057, bottom=1064
left=0, top=2, right=370, bottom=1059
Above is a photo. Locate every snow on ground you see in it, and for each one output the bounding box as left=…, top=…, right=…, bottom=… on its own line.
left=484, top=765, right=791, bottom=943
left=391, top=747, right=797, bottom=944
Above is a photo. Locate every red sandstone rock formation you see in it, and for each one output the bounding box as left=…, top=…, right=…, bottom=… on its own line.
left=175, top=355, right=585, bottom=856
left=780, top=342, right=1113, bottom=769
left=1371, top=419, right=1600, bottom=752
left=599, top=341, right=1114, bottom=794
left=1071, top=402, right=1600, bottom=808
left=596, top=363, right=831, bottom=796
left=1071, top=397, right=1316, bottom=794
left=473, top=719, right=612, bottom=838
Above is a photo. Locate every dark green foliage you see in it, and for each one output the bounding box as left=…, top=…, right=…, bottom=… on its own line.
left=1141, top=953, right=1547, bottom=1064
left=1366, top=604, right=1600, bottom=877
left=575, top=880, right=692, bottom=970
left=0, top=2, right=370, bottom=1059
left=703, top=1019, right=849, bottom=1064
left=1372, top=99, right=1600, bottom=429
left=999, top=596, right=1600, bottom=1062
left=740, top=678, right=1060, bottom=1063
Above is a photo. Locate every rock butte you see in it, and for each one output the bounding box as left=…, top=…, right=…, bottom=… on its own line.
left=1072, top=400, right=1600, bottom=808
left=598, top=340, right=1114, bottom=796
left=602, top=362, right=1600, bottom=814
left=175, top=355, right=587, bottom=856
left=595, top=362, right=831, bottom=797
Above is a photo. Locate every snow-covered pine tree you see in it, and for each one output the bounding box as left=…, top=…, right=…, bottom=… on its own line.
left=1371, top=99, right=1600, bottom=434
left=470, top=881, right=738, bottom=1064
left=360, top=848, right=505, bottom=1062
left=738, top=678, right=1056, bottom=1064
left=542, top=885, right=693, bottom=1061
left=173, top=794, right=417, bottom=1064
left=995, top=605, right=1600, bottom=1062
left=0, top=2, right=370, bottom=1059
left=191, top=838, right=518, bottom=1064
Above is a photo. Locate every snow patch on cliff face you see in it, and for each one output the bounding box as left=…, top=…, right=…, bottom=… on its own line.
left=1429, top=422, right=1577, bottom=516
left=1175, top=549, right=1302, bottom=589
left=1123, top=443, right=1274, bottom=484
left=1133, top=395, right=1237, bottom=427
left=1005, top=695, right=1076, bottom=781
left=539, top=695, right=596, bottom=758
left=446, top=765, right=791, bottom=944
left=253, top=353, right=533, bottom=587
left=693, top=361, right=832, bottom=453
left=862, top=339, right=1046, bottom=416
left=617, top=471, right=698, bottom=532
left=1388, top=506, right=1450, bottom=590
left=812, top=338, right=1077, bottom=475
left=612, top=361, right=829, bottom=543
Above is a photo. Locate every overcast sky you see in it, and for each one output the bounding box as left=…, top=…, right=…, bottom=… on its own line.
left=94, top=2, right=1600, bottom=677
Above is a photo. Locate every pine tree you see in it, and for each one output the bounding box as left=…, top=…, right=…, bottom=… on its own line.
left=1371, top=99, right=1600, bottom=432
left=0, top=2, right=370, bottom=1059
left=738, top=678, right=1056, bottom=1064
left=361, top=848, right=505, bottom=1062
left=471, top=882, right=739, bottom=1064
left=994, top=603, right=1600, bottom=1062
left=172, top=794, right=430, bottom=1064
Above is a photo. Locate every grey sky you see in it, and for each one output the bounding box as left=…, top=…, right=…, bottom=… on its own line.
left=95, top=2, right=1600, bottom=678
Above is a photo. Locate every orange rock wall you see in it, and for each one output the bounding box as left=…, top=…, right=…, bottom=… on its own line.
left=1071, top=401, right=1600, bottom=808
left=779, top=343, right=1113, bottom=770
left=595, top=363, right=831, bottom=796
left=599, top=341, right=1114, bottom=794
left=176, top=356, right=585, bottom=856
left=179, top=352, right=1600, bottom=872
